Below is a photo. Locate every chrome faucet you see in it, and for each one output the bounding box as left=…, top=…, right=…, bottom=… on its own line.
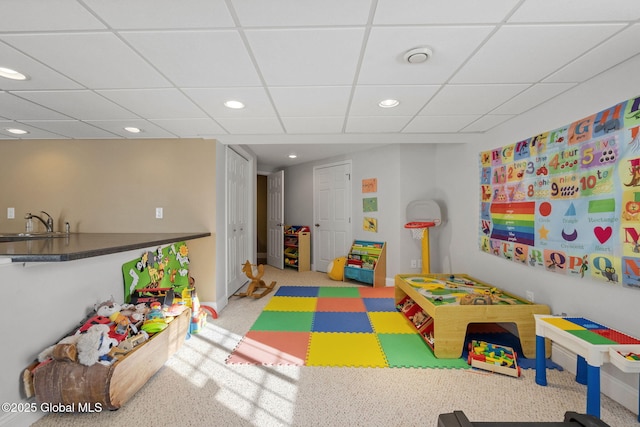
left=25, top=211, right=54, bottom=232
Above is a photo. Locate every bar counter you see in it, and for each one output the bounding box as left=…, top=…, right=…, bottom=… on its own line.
left=0, top=232, right=211, bottom=262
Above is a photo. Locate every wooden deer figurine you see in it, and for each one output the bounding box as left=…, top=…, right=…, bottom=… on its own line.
left=233, top=260, right=276, bottom=298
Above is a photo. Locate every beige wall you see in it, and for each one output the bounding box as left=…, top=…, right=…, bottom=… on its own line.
left=0, top=138, right=217, bottom=301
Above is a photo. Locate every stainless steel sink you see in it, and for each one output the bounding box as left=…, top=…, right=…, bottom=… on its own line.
left=0, top=232, right=69, bottom=242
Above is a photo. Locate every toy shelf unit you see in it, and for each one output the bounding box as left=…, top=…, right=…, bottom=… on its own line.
left=284, top=225, right=310, bottom=272
left=395, top=273, right=550, bottom=359
left=344, top=240, right=386, bottom=287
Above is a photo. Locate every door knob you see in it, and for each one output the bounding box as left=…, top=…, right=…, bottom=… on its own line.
left=315, top=224, right=320, bottom=227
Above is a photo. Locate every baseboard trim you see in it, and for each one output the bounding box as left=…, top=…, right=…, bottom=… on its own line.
left=551, top=343, right=639, bottom=415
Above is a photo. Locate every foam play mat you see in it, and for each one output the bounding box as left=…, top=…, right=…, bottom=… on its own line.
left=226, top=286, right=470, bottom=368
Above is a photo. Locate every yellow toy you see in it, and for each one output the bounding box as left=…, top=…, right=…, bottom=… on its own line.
left=327, top=256, right=346, bottom=281
left=233, top=260, right=276, bottom=299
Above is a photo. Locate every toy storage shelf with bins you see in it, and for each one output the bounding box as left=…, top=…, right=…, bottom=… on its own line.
left=284, top=225, right=310, bottom=272
left=344, top=240, right=386, bottom=287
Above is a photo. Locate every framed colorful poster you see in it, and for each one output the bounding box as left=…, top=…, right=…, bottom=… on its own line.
left=363, top=197, right=378, bottom=212
left=362, top=178, right=377, bottom=193
left=479, top=95, right=640, bottom=289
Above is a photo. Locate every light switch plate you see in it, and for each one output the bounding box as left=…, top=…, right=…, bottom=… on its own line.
left=155, top=207, right=163, bottom=219
left=7, top=207, right=15, bottom=219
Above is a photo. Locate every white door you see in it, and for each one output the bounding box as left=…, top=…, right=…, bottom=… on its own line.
left=227, top=148, right=250, bottom=295
left=314, top=161, right=352, bottom=272
left=267, top=170, right=284, bottom=269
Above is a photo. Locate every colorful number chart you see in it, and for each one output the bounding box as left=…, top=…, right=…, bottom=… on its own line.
left=479, top=95, right=640, bottom=289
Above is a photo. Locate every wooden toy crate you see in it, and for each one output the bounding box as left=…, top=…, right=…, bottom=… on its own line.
left=31, top=308, right=190, bottom=411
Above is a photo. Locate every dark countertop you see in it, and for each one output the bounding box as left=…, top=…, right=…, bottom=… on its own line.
left=0, top=232, right=211, bottom=262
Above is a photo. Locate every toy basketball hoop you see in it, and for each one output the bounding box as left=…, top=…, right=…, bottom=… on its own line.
left=405, top=221, right=437, bottom=240
left=405, top=200, right=442, bottom=274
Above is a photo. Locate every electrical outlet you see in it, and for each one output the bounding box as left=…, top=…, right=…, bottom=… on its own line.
left=526, top=291, right=534, bottom=302
left=7, top=207, right=15, bottom=219
left=155, top=207, right=163, bottom=219
left=410, top=259, right=417, bottom=268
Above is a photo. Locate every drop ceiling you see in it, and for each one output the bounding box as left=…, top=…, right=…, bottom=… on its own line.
left=1, top=0, right=639, bottom=169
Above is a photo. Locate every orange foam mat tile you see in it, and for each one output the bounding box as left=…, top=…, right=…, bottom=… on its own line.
left=358, top=286, right=395, bottom=299
left=315, top=297, right=366, bottom=312
left=305, top=332, right=388, bottom=367
left=226, top=331, right=310, bottom=365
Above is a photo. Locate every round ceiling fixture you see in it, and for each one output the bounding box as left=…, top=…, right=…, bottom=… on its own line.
left=404, top=47, right=433, bottom=64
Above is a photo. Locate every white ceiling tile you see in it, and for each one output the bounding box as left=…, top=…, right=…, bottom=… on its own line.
left=83, top=0, right=235, bottom=29
left=231, top=0, right=372, bottom=26
left=245, top=28, right=365, bottom=86
left=270, top=87, right=352, bottom=117
left=403, top=115, right=480, bottom=133
left=19, top=121, right=120, bottom=139
left=150, top=119, right=227, bottom=137
left=85, top=120, right=177, bottom=138
left=509, top=0, right=640, bottom=22
left=461, top=115, right=515, bottom=132
left=374, top=0, right=519, bottom=24
left=491, top=83, right=577, bottom=115
left=122, top=31, right=262, bottom=87
left=0, top=44, right=83, bottom=91
left=0, top=92, right=69, bottom=120
left=545, top=24, right=640, bottom=83
left=0, top=0, right=106, bottom=31
left=451, top=24, right=627, bottom=84
left=97, top=89, right=208, bottom=119
left=346, top=116, right=413, bottom=133
left=420, top=85, right=529, bottom=115
left=1, top=33, right=171, bottom=89
left=282, top=117, right=345, bottom=134
left=15, top=91, right=139, bottom=120
left=184, top=87, right=276, bottom=117
left=350, top=85, right=439, bottom=116
left=215, top=117, right=284, bottom=134
left=358, top=26, right=495, bottom=85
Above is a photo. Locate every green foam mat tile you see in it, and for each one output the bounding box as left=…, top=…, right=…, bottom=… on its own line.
left=250, top=311, right=314, bottom=332
left=378, top=333, right=470, bottom=369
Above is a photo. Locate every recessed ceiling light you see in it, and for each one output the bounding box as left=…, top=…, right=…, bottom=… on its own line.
left=379, top=99, right=400, bottom=108
left=224, top=100, right=245, bottom=109
left=124, top=126, right=142, bottom=133
left=288, top=154, right=297, bottom=159
left=0, top=67, right=29, bottom=81
left=5, top=128, right=29, bottom=135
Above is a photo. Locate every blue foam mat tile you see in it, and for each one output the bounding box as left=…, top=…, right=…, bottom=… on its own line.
left=363, top=297, right=395, bottom=312
left=312, top=311, right=373, bottom=333
left=274, top=286, right=320, bottom=297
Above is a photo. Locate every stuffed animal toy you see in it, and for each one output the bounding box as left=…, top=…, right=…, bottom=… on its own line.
left=76, top=324, right=118, bottom=366
left=37, top=324, right=118, bottom=366
left=327, top=256, right=346, bottom=281
left=78, top=297, right=132, bottom=342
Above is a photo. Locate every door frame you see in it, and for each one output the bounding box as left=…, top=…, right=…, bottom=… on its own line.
left=312, top=160, right=353, bottom=272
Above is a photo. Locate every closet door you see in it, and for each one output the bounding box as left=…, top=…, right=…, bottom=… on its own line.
left=227, top=147, right=250, bottom=295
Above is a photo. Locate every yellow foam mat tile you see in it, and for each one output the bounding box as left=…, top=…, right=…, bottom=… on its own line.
left=368, top=312, right=416, bottom=334
left=263, top=296, right=318, bottom=312
left=542, top=317, right=586, bottom=331
left=306, top=332, right=388, bottom=367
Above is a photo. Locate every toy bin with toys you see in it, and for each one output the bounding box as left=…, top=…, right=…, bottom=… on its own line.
left=23, top=242, right=202, bottom=411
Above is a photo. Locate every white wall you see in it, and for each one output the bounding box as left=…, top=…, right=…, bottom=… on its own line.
left=437, top=55, right=640, bottom=412
left=283, top=143, right=445, bottom=279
